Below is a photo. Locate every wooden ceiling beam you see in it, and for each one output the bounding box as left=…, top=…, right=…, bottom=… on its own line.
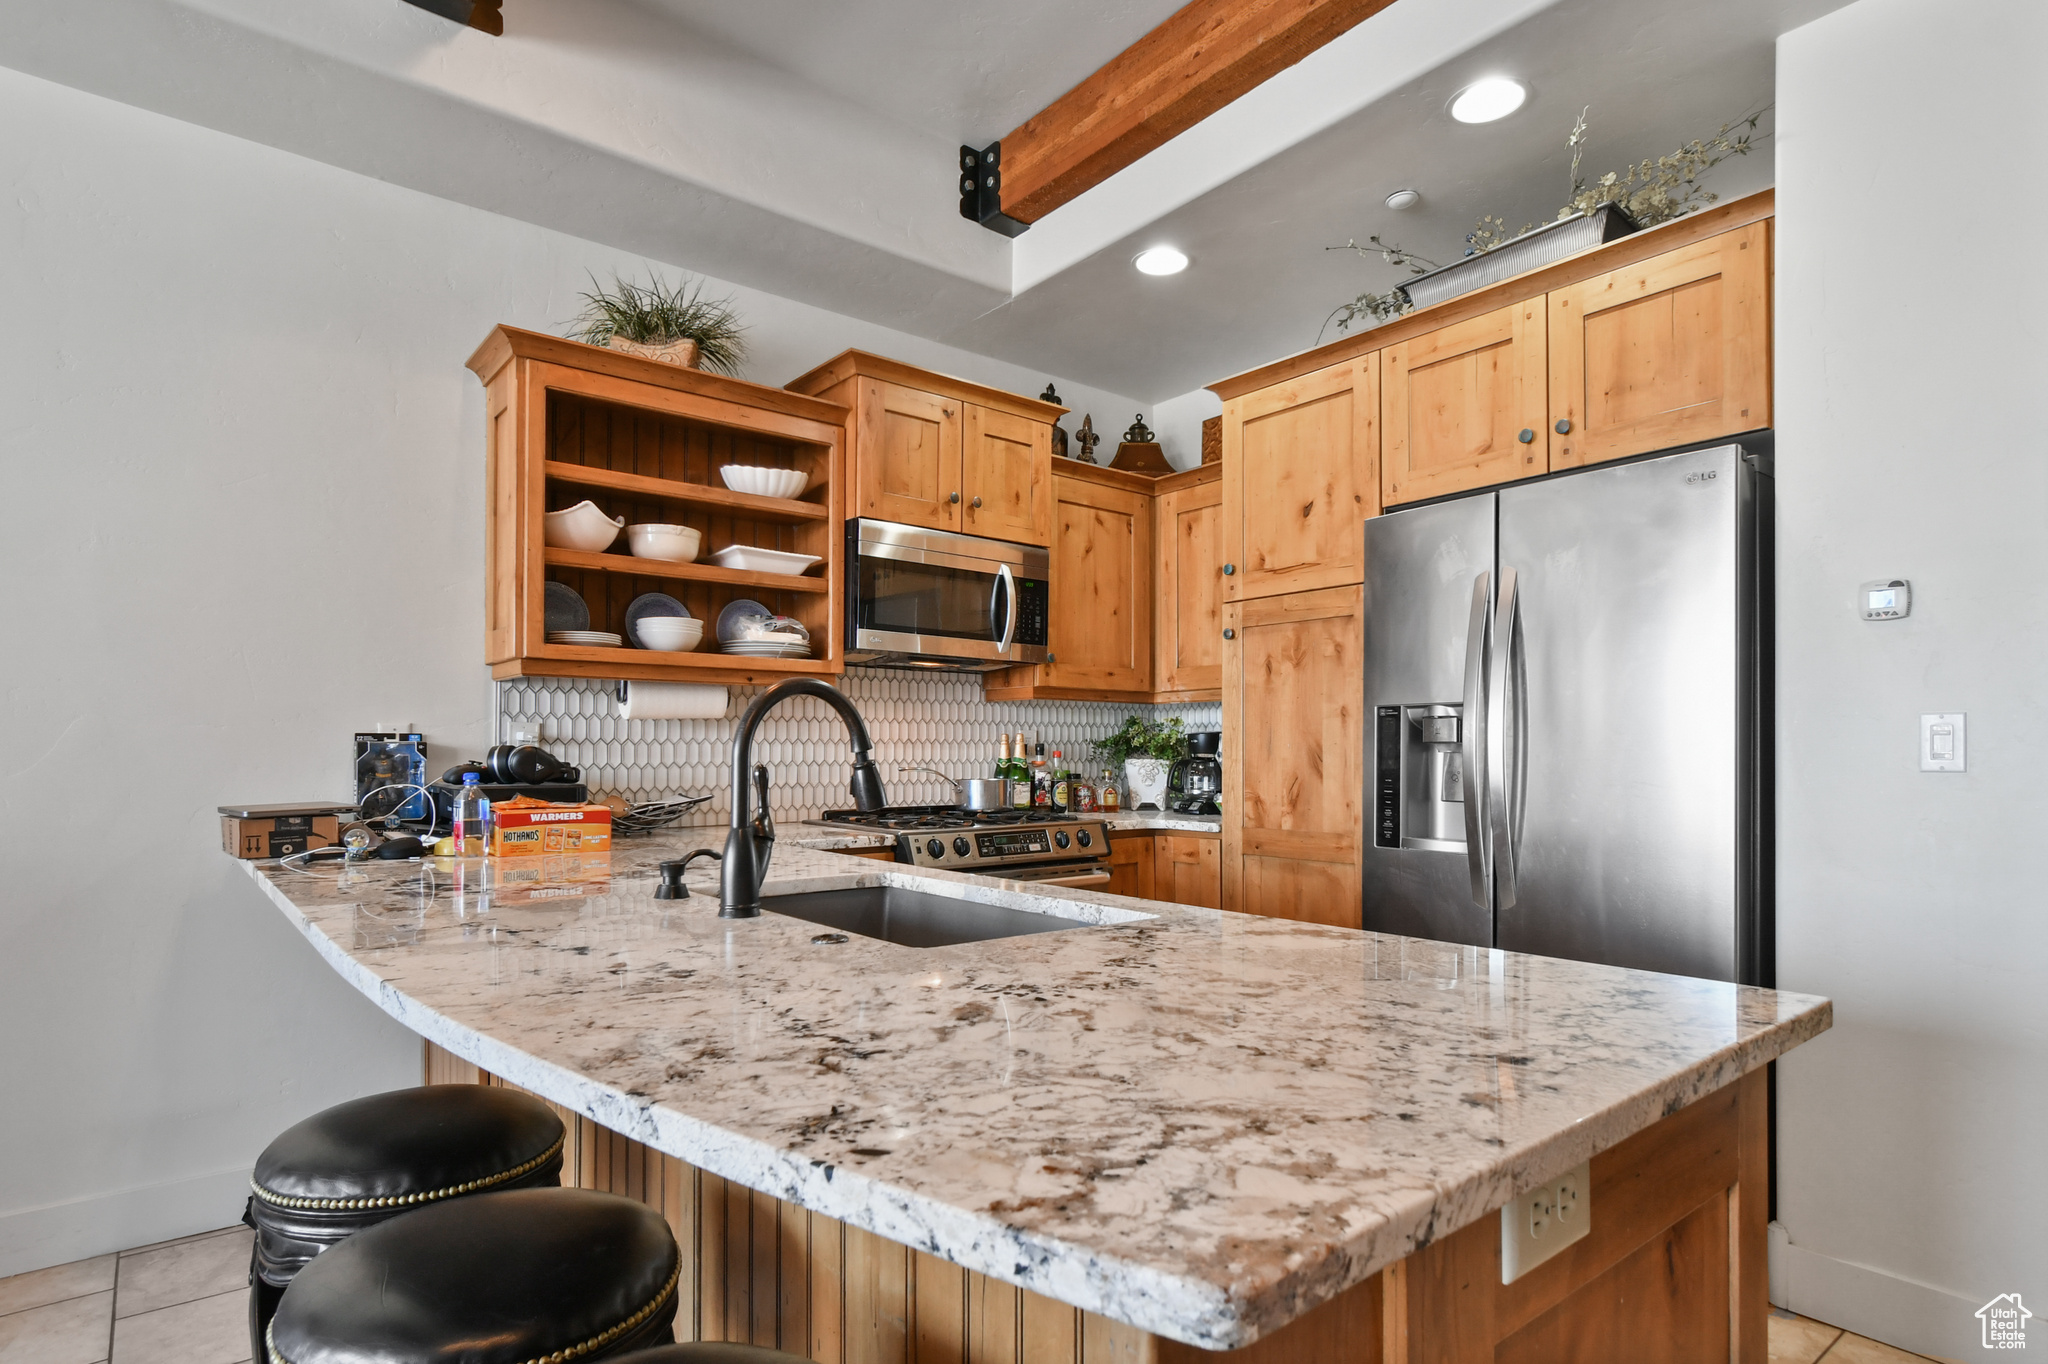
left=994, top=0, right=1401, bottom=225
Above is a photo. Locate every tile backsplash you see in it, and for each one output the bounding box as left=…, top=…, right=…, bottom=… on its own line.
left=496, top=671, right=1220, bottom=822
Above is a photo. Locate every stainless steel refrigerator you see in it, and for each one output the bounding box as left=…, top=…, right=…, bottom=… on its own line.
left=1360, top=441, right=1772, bottom=984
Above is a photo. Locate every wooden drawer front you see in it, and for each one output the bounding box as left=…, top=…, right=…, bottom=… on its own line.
left=1044, top=476, right=1154, bottom=693
left=1229, top=355, right=1378, bottom=600
left=1549, top=222, right=1771, bottom=469
left=1223, top=586, right=1363, bottom=926
left=1382, top=300, right=1546, bottom=507
left=961, top=403, right=1052, bottom=545
left=1156, top=479, right=1225, bottom=694
left=1156, top=835, right=1221, bottom=909
left=858, top=379, right=961, bottom=530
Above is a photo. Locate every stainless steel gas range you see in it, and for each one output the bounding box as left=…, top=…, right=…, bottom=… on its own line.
left=807, top=806, right=1112, bottom=888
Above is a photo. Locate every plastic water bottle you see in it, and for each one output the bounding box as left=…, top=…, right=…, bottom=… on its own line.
left=455, top=772, right=490, bottom=857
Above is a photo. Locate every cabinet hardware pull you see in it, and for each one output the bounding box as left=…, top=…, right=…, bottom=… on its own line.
left=1222, top=563, right=1235, bottom=575
left=1047, top=652, right=1056, bottom=662
left=950, top=491, right=961, bottom=503
left=971, top=496, right=983, bottom=508
left=1517, top=429, right=1536, bottom=444
left=1222, top=628, right=1235, bottom=640
left=1554, top=419, right=1572, bottom=434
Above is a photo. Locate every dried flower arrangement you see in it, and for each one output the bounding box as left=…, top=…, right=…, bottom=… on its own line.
left=571, top=271, right=750, bottom=376
left=1323, top=107, right=1766, bottom=338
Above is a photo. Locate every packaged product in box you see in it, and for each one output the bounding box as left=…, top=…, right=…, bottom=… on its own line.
left=487, top=798, right=613, bottom=857
left=219, top=804, right=352, bottom=860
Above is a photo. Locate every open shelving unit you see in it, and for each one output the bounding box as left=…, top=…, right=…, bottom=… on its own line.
left=467, top=326, right=850, bottom=684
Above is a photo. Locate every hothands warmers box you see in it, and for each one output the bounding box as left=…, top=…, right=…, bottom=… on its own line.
left=487, top=803, right=613, bottom=857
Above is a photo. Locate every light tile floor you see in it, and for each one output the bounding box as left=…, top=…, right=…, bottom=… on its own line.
left=0, top=1231, right=1948, bottom=1364
left=0, top=1227, right=252, bottom=1364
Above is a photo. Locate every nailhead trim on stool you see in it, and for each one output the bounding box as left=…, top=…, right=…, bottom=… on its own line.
left=251, top=1131, right=565, bottom=1210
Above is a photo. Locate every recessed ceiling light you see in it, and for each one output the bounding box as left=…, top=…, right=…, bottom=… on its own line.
left=1450, top=78, right=1527, bottom=124
left=1133, top=246, right=1189, bottom=276
left=1385, top=189, right=1422, bottom=211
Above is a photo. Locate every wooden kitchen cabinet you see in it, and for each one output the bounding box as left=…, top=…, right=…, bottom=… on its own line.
left=1153, top=464, right=1224, bottom=700
left=1548, top=220, right=1772, bottom=468
left=1156, top=835, right=1222, bottom=909
left=1381, top=297, right=1548, bottom=507
left=1223, top=354, right=1378, bottom=601
left=984, top=462, right=1154, bottom=700
left=786, top=351, right=1062, bottom=545
left=1106, top=831, right=1156, bottom=900
left=1222, top=585, right=1363, bottom=927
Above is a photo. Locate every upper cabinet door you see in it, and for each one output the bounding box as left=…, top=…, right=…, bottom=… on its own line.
left=1548, top=222, right=1771, bottom=469
left=856, top=379, right=961, bottom=531
left=1155, top=476, right=1224, bottom=695
left=1042, top=474, right=1153, bottom=694
left=1381, top=299, right=1547, bottom=507
left=1227, top=354, right=1378, bottom=601
left=961, top=403, right=1052, bottom=545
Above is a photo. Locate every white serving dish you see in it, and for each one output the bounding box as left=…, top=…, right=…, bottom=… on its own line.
left=719, top=466, right=810, bottom=500
left=635, top=618, right=704, bottom=652
left=707, top=544, right=822, bottom=576
left=543, top=501, right=625, bottom=553
left=627, top=524, right=701, bottom=563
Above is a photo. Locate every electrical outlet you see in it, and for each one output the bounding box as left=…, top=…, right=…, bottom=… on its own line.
left=1501, top=1162, right=1591, bottom=1283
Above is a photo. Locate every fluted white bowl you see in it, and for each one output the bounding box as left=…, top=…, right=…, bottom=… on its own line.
left=627, top=524, right=701, bottom=562
left=720, top=466, right=810, bottom=500
left=543, top=501, right=624, bottom=552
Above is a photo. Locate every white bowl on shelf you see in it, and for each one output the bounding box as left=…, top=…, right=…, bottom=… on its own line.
left=543, top=501, right=624, bottom=553
left=707, top=544, right=822, bottom=576
left=719, top=466, right=810, bottom=500
left=635, top=617, right=704, bottom=652
left=627, top=523, right=701, bottom=563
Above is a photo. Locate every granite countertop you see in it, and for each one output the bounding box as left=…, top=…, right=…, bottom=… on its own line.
left=244, top=832, right=1828, bottom=1349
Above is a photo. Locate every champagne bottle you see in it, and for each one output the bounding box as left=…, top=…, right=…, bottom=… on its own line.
left=1010, top=732, right=1032, bottom=805
left=997, top=733, right=1013, bottom=781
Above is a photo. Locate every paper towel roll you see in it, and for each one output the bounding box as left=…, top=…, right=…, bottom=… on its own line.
left=616, top=681, right=729, bottom=721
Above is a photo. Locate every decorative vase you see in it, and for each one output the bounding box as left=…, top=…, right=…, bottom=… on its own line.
left=1124, top=758, right=1170, bottom=811
left=605, top=336, right=702, bottom=368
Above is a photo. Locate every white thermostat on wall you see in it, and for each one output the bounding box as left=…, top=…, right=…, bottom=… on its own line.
left=1860, top=579, right=1911, bottom=620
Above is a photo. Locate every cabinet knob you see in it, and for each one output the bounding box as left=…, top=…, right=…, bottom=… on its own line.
left=950, top=491, right=961, bottom=503
left=971, top=496, right=983, bottom=508
left=1222, top=628, right=1235, bottom=640
left=1047, top=652, right=1056, bottom=662
left=1222, top=563, right=1236, bottom=575
left=1518, top=429, right=1536, bottom=444
left=1554, top=418, right=1572, bottom=434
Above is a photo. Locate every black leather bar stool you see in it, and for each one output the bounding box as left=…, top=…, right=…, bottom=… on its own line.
left=245, top=1085, right=565, bottom=1361
left=613, top=1347, right=810, bottom=1362
left=268, top=1187, right=679, bottom=1364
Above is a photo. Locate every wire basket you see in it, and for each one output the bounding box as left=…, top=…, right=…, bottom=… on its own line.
left=610, top=794, right=714, bottom=836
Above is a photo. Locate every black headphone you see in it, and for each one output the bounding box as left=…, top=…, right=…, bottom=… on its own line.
left=443, top=745, right=582, bottom=787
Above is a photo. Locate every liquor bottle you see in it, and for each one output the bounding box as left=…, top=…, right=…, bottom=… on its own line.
left=1099, top=770, right=1121, bottom=813
left=1050, top=751, right=1069, bottom=812
left=1010, top=733, right=1032, bottom=806
left=1030, top=743, right=1052, bottom=808
left=1074, top=771, right=1097, bottom=812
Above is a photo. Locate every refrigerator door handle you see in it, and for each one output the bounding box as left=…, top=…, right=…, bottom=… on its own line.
left=1461, top=571, right=1492, bottom=909
left=1489, top=566, right=1525, bottom=909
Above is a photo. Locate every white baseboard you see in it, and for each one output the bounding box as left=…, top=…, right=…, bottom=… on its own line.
left=0, top=1166, right=252, bottom=1280
left=1774, top=1235, right=1983, bottom=1361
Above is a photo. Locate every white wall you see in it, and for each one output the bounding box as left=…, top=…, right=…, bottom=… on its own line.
left=1773, top=0, right=2048, bottom=1355
left=0, top=65, right=1144, bottom=1278
left=1149, top=388, right=1223, bottom=472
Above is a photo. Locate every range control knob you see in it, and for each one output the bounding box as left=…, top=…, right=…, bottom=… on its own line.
left=1053, top=830, right=1071, bottom=850
left=926, top=838, right=945, bottom=858
left=953, top=836, right=972, bottom=857
left=1076, top=829, right=1093, bottom=848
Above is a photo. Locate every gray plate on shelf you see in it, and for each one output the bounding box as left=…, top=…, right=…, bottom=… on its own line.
left=625, top=592, right=692, bottom=648
left=716, top=598, right=774, bottom=644
left=544, top=581, right=590, bottom=632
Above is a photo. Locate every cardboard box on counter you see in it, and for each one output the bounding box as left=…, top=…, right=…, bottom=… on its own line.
left=219, top=803, right=352, bottom=859
left=489, top=802, right=613, bottom=857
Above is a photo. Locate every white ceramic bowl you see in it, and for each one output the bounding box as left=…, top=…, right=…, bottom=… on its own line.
left=627, top=524, right=702, bottom=563
left=719, top=466, right=810, bottom=500
left=543, top=501, right=625, bottom=553
left=636, top=617, right=704, bottom=652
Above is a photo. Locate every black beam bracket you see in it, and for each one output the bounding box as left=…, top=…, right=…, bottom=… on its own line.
left=959, top=143, right=1029, bottom=238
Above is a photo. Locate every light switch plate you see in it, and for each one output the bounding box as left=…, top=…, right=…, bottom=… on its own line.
left=1501, top=1162, right=1591, bottom=1283
left=1921, top=713, right=1965, bottom=772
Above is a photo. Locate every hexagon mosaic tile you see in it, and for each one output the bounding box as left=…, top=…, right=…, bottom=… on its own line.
left=495, top=672, right=1221, bottom=823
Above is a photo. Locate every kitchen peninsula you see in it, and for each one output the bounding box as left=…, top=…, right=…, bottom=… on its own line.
left=247, top=833, right=1828, bottom=1362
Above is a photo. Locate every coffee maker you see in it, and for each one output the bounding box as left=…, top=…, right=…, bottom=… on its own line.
left=1167, top=731, right=1222, bottom=815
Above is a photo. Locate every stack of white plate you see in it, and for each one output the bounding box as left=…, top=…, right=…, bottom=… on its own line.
left=722, top=634, right=811, bottom=659
left=548, top=630, right=624, bottom=648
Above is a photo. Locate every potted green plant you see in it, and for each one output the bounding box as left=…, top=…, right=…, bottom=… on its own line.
left=1092, top=716, right=1188, bottom=811
left=570, top=271, right=749, bottom=376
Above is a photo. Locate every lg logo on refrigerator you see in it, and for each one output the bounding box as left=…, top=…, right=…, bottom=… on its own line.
left=1685, top=470, right=1718, bottom=484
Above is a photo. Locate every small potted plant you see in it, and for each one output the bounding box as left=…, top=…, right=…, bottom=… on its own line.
left=570, top=271, right=749, bottom=376
left=1092, top=716, right=1188, bottom=811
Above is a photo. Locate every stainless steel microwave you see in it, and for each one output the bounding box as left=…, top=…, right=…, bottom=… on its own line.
left=844, top=519, right=1049, bottom=670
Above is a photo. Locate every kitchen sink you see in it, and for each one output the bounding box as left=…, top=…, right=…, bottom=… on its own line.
left=763, top=886, right=1091, bottom=948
